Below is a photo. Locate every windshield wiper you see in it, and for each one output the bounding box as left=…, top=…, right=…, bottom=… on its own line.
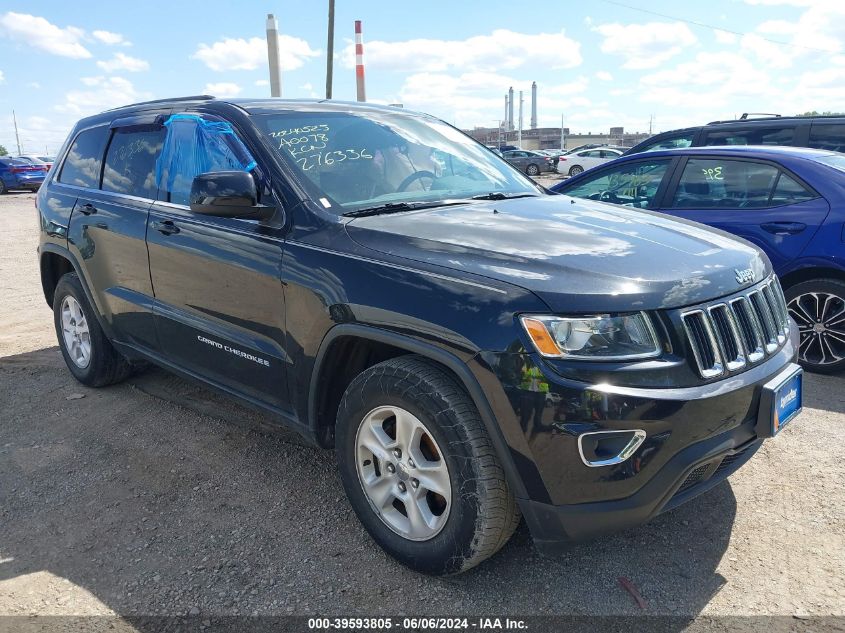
left=469, top=192, right=539, bottom=201
left=342, top=200, right=470, bottom=218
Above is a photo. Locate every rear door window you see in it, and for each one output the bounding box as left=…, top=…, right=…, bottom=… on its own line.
left=807, top=123, right=845, bottom=152
left=702, top=126, right=795, bottom=146
left=58, top=126, right=110, bottom=189
left=668, top=159, right=784, bottom=209
left=102, top=127, right=166, bottom=199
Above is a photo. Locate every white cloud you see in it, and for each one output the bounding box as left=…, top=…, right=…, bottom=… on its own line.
left=0, top=70, right=4, bottom=83
left=0, top=12, right=90, bottom=58
left=593, top=21, right=697, bottom=69
left=27, top=81, right=40, bottom=89
left=595, top=71, right=613, bottom=81
left=341, top=29, right=581, bottom=72
left=55, top=76, right=152, bottom=115
left=192, top=36, right=320, bottom=71
left=715, top=30, right=737, bottom=44
left=92, top=30, right=129, bottom=46
left=96, top=52, right=149, bottom=73
left=203, top=82, right=242, bottom=97
left=254, top=79, right=269, bottom=86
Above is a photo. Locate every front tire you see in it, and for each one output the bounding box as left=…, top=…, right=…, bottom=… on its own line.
left=335, top=356, right=520, bottom=575
left=568, top=165, right=584, bottom=176
left=785, top=278, right=845, bottom=374
left=53, top=272, right=131, bottom=387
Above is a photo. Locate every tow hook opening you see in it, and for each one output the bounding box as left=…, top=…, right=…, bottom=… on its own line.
left=578, top=429, right=647, bottom=468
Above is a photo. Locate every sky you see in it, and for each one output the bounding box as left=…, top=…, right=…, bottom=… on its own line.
left=1, top=0, right=844, bottom=155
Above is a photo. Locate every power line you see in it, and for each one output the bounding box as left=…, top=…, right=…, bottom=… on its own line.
left=597, top=0, right=839, bottom=55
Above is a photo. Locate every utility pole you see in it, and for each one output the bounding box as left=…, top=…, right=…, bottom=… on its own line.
left=325, top=0, right=335, bottom=99
left=266, top=14, right=282, bottom=97
left=12, top=110, right=21, bottom=155
left=517, top=91, right=523, bottom=148
left=560, top=113, right=565, bottom=150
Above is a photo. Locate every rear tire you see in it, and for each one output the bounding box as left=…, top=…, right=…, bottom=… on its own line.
left=53, top=272, right=131, bottom=387
left=0, top=180, right=7, bottom=194
left=784, top=278, right=845, bottom=374
left=335, top=356, right=520, bottom=575
left=569, top=165, right=584, bottom=176
left=526, top=164, right=540, bottom=176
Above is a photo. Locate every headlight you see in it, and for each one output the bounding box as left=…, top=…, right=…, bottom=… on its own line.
left=520, top=312, right=661, bottom=360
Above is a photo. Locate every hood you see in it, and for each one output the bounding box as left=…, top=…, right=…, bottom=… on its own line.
left=344, top=196, right=771, bottom=312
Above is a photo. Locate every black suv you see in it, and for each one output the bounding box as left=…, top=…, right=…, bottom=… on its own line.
left=37, top=96, right=804, bottom=575
left=625, top=113, right=845, bottom=155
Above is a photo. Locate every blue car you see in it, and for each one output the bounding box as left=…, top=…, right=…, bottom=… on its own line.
left=0, top=156, right=47, bottom=193
left=551, top=146, right=845, bottom=373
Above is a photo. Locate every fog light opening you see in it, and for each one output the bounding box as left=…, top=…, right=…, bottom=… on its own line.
left=578, top=429, right=646, bottom=468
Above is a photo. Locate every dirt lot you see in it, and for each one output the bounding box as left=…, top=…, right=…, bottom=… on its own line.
left=1, top=191, right=843, bottom=626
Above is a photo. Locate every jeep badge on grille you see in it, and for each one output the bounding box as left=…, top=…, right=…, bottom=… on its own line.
left=735, top=268, right=755, bottom=284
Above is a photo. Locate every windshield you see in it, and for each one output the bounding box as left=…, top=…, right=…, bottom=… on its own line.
left=252, top=109, right=540, bottom=213
left=815, top=153, right=845, bottom=173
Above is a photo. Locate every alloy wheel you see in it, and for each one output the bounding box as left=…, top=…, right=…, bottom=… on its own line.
left=788, top=291, right=845, bottom=366
left=355, top=405, right=451, bottom=541
left=60, top=295, right=92, bottom=369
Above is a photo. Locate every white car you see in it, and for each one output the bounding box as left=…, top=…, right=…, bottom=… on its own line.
left=556, top=147, right=623, bottom=176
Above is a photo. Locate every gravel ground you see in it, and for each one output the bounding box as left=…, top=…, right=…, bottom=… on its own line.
left=0, top=191, right=843, bottom=627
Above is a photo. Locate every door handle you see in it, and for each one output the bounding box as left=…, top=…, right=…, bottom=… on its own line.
left=78, top=203, right=97, bottom=215
left=761, top=222, right=806, bottom=235
left=152, top=220, right=180, bottom=235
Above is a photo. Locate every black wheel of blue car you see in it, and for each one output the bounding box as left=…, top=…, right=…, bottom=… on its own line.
left=0, top=180, right=7, bottom=195
left=785, top=278, right=845, bottom=374
left=526, top=163, right=540, bottom=176
left=335, top=356, right=520, bottom=575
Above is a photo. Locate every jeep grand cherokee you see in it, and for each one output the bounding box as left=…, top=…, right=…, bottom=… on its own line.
left=36, top=96, right=803, bottom=575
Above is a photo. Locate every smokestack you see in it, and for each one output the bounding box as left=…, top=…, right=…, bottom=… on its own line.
left=266, top=14, right=282, bottom=97
left=518, top=90, right=523, bottom=148
left=508, top=86, right=514, bottom=131
left=504, top=94, right=509, bottom=132
left=355, top=20, right=366, bottom=102
left=530, top=81, right=537, bottom=130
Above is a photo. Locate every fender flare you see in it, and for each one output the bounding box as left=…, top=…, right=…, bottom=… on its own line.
left=39, top=243, right=116, bottom=340
left=308, top=323, right=528, bottom=499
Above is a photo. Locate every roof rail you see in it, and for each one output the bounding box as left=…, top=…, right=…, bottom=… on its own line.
left=103, top=95, right=215, bottom=112
left=739, top=112, right=781, bottom=120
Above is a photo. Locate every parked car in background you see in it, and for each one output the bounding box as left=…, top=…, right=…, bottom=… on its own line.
left=551, top=145, right=845, bottom=373
left=18, top=155, right=54, bottom=170
left=0, top=156, right=47, bottom=193
left=502, top=149, right=554, bottom=175
left=625, top=113, right=845, bottom=156
left=556, top=147, right=623, bottom=176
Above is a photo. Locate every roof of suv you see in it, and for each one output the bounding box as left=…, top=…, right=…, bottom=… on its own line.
left=615, top=145, right=838, bottom=161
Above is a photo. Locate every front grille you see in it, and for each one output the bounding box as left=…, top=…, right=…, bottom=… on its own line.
left=676, top=462, right=712, bottom=496
left=682, top=277, right=790, bottom=379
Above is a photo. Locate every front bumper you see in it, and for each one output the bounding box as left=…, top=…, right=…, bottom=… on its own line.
left=470, top=325, right=799, bottom=551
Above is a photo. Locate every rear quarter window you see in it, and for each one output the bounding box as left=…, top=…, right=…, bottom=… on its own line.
left=703, top=126, right=796, bottom=147
left=58, top=126, right=110, bottom=189
left=807, top=123, right=845, bottom=152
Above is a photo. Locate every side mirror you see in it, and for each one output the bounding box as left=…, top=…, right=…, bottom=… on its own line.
left=189, top=171, right=274, bottom=220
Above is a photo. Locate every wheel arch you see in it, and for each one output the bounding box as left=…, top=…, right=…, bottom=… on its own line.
left=779, top=265, right=845, bottom=290
left=39, top=243, right=114, bottom=339
left=308, top=323, right=528, bottom=499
